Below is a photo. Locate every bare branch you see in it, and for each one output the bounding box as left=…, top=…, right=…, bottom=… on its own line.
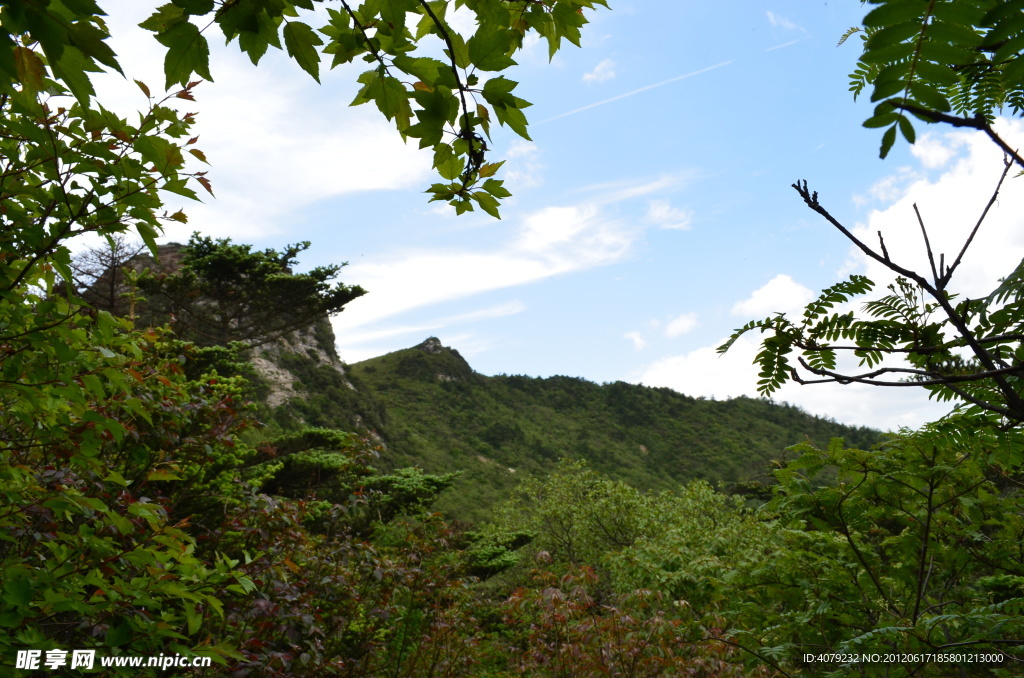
left=793, top=181, right=1024, bottom=420
left=939, top=155, right=1014, bottom=290
left=913, top=203, right=940, bottom=285
left=796, top=356, right=1024, bottom=388
left=793, top=181, right=927, bottom=287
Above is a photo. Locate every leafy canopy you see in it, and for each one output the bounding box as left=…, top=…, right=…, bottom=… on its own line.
left=0, top=0, right=609, bottom=219
left=721, top=0, right=1024, bottom=431
left=847, top=0, right=1024, bottom=160
left=137, top=234, right=366, bottom=348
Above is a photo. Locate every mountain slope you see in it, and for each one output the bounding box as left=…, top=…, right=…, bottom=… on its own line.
left=348, top=338, right=881, bottom=522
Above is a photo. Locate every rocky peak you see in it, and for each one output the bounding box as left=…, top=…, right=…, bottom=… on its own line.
left=416, top=337, right=445, bottom=355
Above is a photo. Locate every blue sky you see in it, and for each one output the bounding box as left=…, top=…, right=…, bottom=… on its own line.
left=90, top=1, right=1024, bottom=432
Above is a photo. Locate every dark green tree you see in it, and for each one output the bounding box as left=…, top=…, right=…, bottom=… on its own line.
left=137, top=233, right=365, bottom=348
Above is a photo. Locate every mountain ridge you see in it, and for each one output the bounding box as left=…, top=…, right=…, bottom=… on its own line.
left=344, top=336, right=880, bottom=521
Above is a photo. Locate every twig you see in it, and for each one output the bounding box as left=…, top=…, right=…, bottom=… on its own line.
left=913, top=203, right=940, bottom=285
left=939, top=154, right=1014, bottom=290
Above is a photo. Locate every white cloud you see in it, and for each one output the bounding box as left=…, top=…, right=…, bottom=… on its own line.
left=646, top=199, right=693, bottom=230
left=340, top=301, right=526, bottom=347
left=639, top=120, right=1024, bottom=432
left=514, top=204, right=633, bottom=267
left=94, top=2, right=432, bottom=243
left=504, top=141, right=544, bottom=189
left=766, top=11, right=804, bottom=32
left=624, top=332, right=647, bottom=350
left=583, top=58, right=617, bottom=84
left=637, top=334, right=953, bottom=431
left=582, top=174, right=693, bottom=204
left=846, top=119, right=1024, bottom=300
left=852, top=166, right=921, bottom=207
left=507, top=140, right=539, bottom=159
left=731, top=274, right=814, bottom=317
left=333, top=199, right=639, bottom=351
left=765, top=38, right=806, bottom=52
left=665, top=312, right=698, bottom=337
left=911, top=130, right=971, bottom=169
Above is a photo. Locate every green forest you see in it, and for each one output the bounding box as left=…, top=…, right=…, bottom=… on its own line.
left=4, top=1, right=1024, bottom=676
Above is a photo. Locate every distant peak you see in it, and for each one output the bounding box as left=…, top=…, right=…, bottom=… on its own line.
left=416, top=337, right=445, bottom=355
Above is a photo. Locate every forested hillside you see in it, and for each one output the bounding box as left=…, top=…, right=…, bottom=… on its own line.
left=5, top=1, right=1024, bottom=676
left=346, top=338, right=879, bottom=521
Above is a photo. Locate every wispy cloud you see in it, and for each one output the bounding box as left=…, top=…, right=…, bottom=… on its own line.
left=765, top=38, right=806, bottom=52
left=665, top=312, right=698, bottom=337
left=646, top=199, right=693, bottom=230
left=624, top=331, right=647, bottom=350
left=583, top=58, right=617, bottom=84
left=334, top=205, right=638, bottom=339
left=542, top=61, right=734, bottom=123
left=504, top=140, right=544, bottom=189
left=340, top=301, right=527, bottom=346
left=332, top=176, right=688, bottom=357
left=766, top=11, right=804, bottom=32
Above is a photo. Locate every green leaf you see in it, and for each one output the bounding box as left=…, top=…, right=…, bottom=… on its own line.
left=897, top=114, right=916, bottom=143
left=865, top=20, right=925, bottom=50
left=863, top=0, right=926, bottom=28
left=871, top=78, right=907, bottom=102
left=471, top=190, right=501, bottom=218
left=467, top=26, right=516, bottom=72
left=155, top=20, right=212, bottom=88
left=879, top=124, right=898, bottom=159
left=147, top=469, right=182, bottom=482
left=434, top=144, right=464, bottom=180
left=3, top=577, right=33, bottom=608
left=140, top=4, right=186, bottom=34
left=172, top=0, right=216, bottom=14
left=863, top=111, right=898, bottom=128
left=50, top=45, right=97, bottom=104
left=908, top=81, right=952, bottom=112
left=483, top=178, right=511, bottom=198
left=352, top=70, right=412, bottom=132
left=283, top=21, right=323, bottom=83
left=106, top=623, right=132, bottom=647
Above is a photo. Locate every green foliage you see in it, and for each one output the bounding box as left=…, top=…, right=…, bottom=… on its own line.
left=137, top=234, right=366, bottom=348
left=488, top=460, right=662, bottom=569
left=0, top=0, right=609, bottom=218
left=848, top=0, right=1024, bottom=158
left=362, top=466, right=460, bottom=524
left=0, top=293, right=253, bottom=667
left=729, top=428, right=1024, bottom=675
left=210, top=493, right=488, bottom=677
left=721, top=173, right=1024, bottom=428
left=502, top=567, right=765, bottom=677
left=0, top=80, right=206, bottom=291
left=486, top=461, right=773, bottom=613
left=350, top=338, right=881, bottom=522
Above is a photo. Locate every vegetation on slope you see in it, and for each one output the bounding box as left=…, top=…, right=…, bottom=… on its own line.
left=348, top=338, right=880, bottom=522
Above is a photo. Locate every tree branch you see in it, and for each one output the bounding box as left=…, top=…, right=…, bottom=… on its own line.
left=939, top=155, right=1014, bottom=290
left=913, top=203, right=940, bottom=285
left=895, top=103, right=1024, bottom=170
left=793, top=181, right=1024, bottom=421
